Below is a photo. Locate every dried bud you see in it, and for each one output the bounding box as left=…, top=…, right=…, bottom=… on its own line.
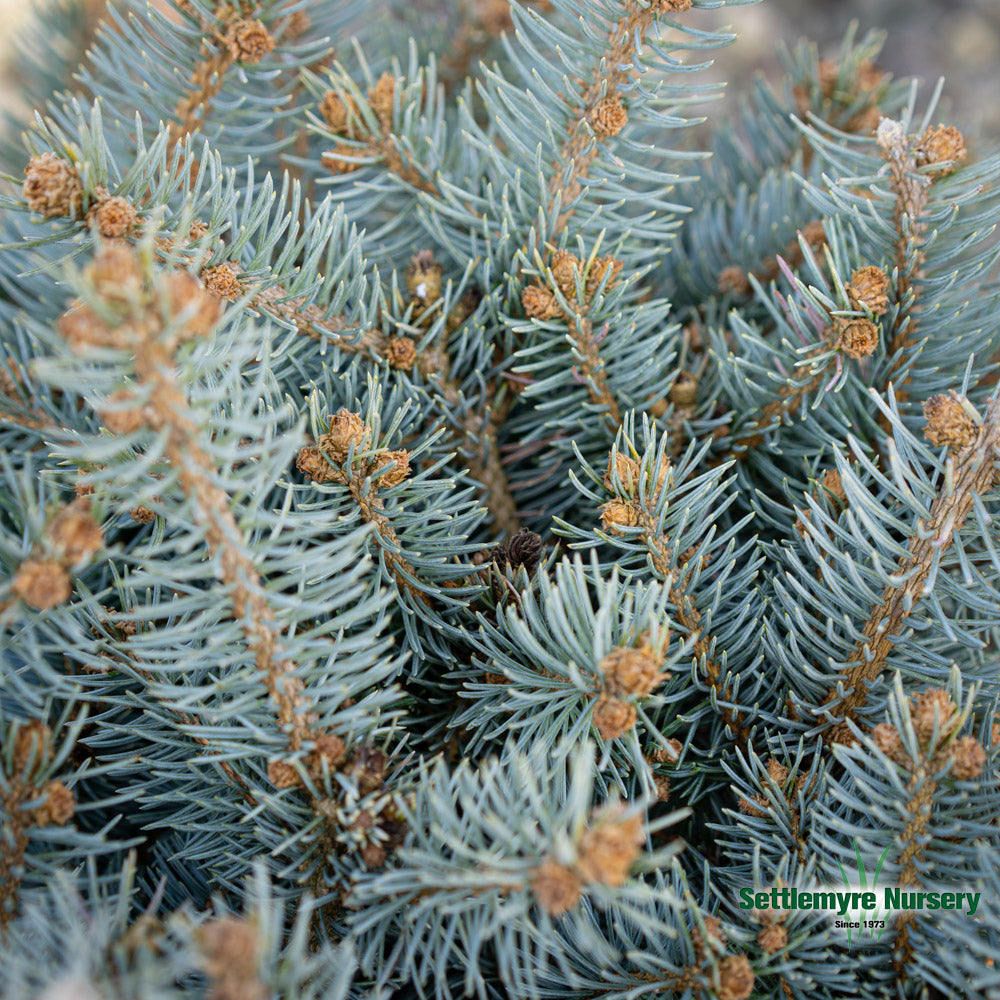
left=832, top=316, right=879, bottom=359
left=498, top=528, right=543, bottom=574
left=531, top=860, right=582, bottom=916
left=202, top=263, right=241, bottom=301
left=871, top=722, right=905, bottom=764
left=691, top=915, right=727, bottom=957
left=923, top=393, right=976, bottom=450
left=600, top=500, right=641, bottom=534
left=198, top=917, right=258, bottom=980
left=32, top=780, right=75, bottom=827
left=23, top=152, right=85, bottom=219
left=550, top=249, right=580, bottom=296
left=225, top=18, right=275, bottom=63
left=188, top=220, right=210, bottom=242
left=799, top=220, right=827, bottom=251
left=321, top=409, right=370, bottom=463
left=371, top=449, right=411, bottom=487
left=718, top=265, right=751, bottom=296
left=576, top=807, right=644, bottom=886
left=13, top=559, right=72, bottom=610
left=89, top=196, right=138, bottom=238
left=344, top=745, right=386, bottom=795
left=88, top=244, right=145, bottom=301
left=46, top=499, right=103, bottom=566
left=163, top=271, right=223, bottom=339
left=765, top=758, right=790, bottom=787
left=948, top=735, right=986, bottom=780
left=847, top=265, right=890, bottom=315
left=600, top=643, right=668, bottom=699
left=522, top=284, right=562, bottom=320
left=592, top=694, right=637, bottom=740
left=649, top=0, right=692, bottom=11
left=130, top=506, right=156, bottom=524
left=585, top=255, right=623, bottom=296
left=295, top=445, right=337, bottom=484
left=670, top=372, right=698, bottom=408
left=916, top=124, right=967, bottom=177
left=757, top=922, right=787, bottom=954
left=384, top=336, right=418, bottom=370
left=368, top=72, right=396, bottom=130
left=604, top=452, right=642, bottom=493
left=589, top=97, right=627, bottom=137
left=267, top=760, right=301, bottom=789
left=910, top=688, right=958, bottom=746
left=100, top=389, right=146, bottom=434
left=716, top=954, right=755, bottom=1000
left=361, top=842, right=388, bottom=868
left=320, top=90, right=361, bottom=136
left=738, top=793, right=768, bottom=819
left=13, top=721, right=51, bottom=776
left=306, top=733, right=347, bottom=775
left=407, top=250, right=442, bottom=303
left=820, top=469, right=847, bottom=506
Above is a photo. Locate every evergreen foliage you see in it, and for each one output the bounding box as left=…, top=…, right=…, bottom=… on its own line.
left=0, top=0, right=997, bottom=996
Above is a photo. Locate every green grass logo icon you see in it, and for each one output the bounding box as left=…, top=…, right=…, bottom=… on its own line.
left=837, top=840, right=893, bottom=947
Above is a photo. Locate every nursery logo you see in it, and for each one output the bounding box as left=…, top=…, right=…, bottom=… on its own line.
left=738, top=840, right=982, bottom=949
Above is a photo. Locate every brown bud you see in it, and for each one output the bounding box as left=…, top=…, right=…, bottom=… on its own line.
left=407, top=250, right=442, bottom=303
left=691, top=915, right=727, bottom=957
left=306, top=734, right=347, bottom=775
left=820, top=469, right=847, bottom=506
left=32, top=780, right=75, bottom=827
left=604, top=452, right=642, bottom=493
left=600, top=500, right=641, bottom=534
left=549, top=249, right=580, bottom=297
left=757, top=922, right=787, bottom=954
left=923, top=393, right=976, bottom=450
left=296, top=445, right=337, bottom=484
left=670, top=372, right=698, bottom=408
left=716, top=954, right=755, bottom=1000
left=585, top=255, right=623, bottom=296
left=847, top=265, right=890, bottom=315
left=832, top=316, right=878, bottom=359
left=589, top=97, right=627, bottom=137
left=23, top=152, right=85, bottom=219
left=368, top=72, right=396, bottom=130
left=202, top=263, right=241, bottom=301
left=321, top=409, right=369, bottom=463
left=600, top=644, right=668, bottom=699
left=13, top=721, right=51, bottom=776
left=872, top=722, right=906, bottom=764
left=916, top=124, right=967, bottom=177
left=46, top=499, right=103, bottom=566
left=910, top=688, right=958, bottom=747
left=130, top=506, right=156, bottom=524
left=198, top=917, right=258, bottom=979
left=163, top=271, right=222, bottom=339
left=13, top=559, right=72, bottom=610
left=385, top=336, right=418, bottom=370
left=649, top=0, right=692, bottom=11
left=531, top=860, right=582, bottom=916
left=361, top=842, right=388, bottom=868
left=88, top=244, right=145, bottom=301
left=100, top=389, right=146, bottom=434
left=319, top=90, right=361, bottom=136
left=89, top=196, right=138, bottom=239
left=948, top=736, right=986, bottom=780
left=522, top=284, right=562, bottom=320
left=576, top=807, right=644, bottom=886
left=322, top=145, right=365, bottom=175
left=267, top=760, right=301, bottom=789
left=718, top=265, right=751, bottom=296
left=225, top=18, right=275, bottom=63
left=592, top=694, right=637, bottom=741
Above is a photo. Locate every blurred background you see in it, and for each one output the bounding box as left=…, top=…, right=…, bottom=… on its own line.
left=0, top=0, right=996, bottom=135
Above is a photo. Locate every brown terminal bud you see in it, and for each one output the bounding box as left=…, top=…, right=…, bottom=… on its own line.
left=202, top=263, right=241, bottom=301
left=592, top=694, right=637, bottom=740
left=948, top=736, right=986, bottom=780
left=522, top=284, right=562, bottom=320
left=531, top=860, right=582, bottom=916
left=923, top=392, right=977, bottom=450
left=916, top=124, right=967, bottom=177
left=847, top=265, right=890, bottom=315
left=23, top=152, right=85, bottom=219
left=832, top=316, right=879, bottom=359
left=89, top=196, right=139, bottom=238
left=718, top=265, right=751, bottom=296
left=13, top=559, right=72, bottom=610
left=716, top=954, right=755, bottom=1000
left=46, top=498, right=103, bottom=566
left=32, top=780, right=76, bottom=827
left=267, top=760, right=301, bottom=789
left=225, top=19, right=275, bottom=63
left=576, top=807, right=644, bottom=886
left=589, top=97, right=627, bottom=137
left=384, top=336, right=418, bottom=370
